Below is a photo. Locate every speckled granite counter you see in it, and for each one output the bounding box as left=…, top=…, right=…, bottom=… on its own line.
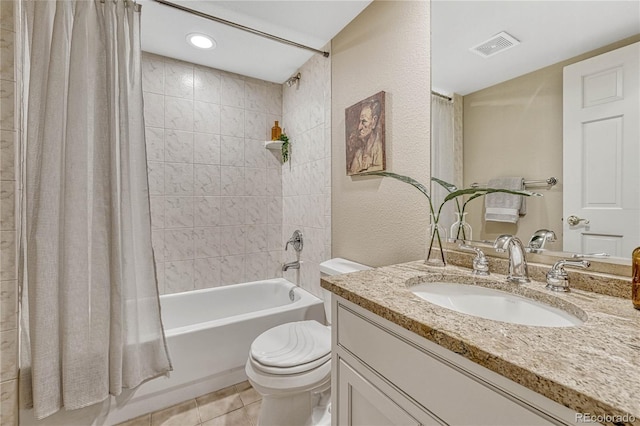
left=321, top=261, right=640, bottom=425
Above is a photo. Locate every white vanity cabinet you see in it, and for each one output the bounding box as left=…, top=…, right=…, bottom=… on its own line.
left=331, top=296, right=581, bottom=426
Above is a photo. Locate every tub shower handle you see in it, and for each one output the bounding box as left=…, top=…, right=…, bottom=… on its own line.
left=285, top=230, right=303, bottom=252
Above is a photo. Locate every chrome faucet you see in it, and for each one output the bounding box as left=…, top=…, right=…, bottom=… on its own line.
left=494, top=235, right=530, bottom=284
left=527, top=229, right=557, bottom=252
left=282, top=230, right=303, bottom=271
left=282, top=260, right=301, bottom=271
left=546, top=259, right=590, bottom=292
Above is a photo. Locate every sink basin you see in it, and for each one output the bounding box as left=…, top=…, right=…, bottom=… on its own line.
left=410, top=282, right=584, bottom=327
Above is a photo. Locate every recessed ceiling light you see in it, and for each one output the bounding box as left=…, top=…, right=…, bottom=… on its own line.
left=187, top=33, right=215, bottom=50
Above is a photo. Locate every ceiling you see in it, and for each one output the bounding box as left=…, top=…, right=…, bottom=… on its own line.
left=139, top=1, right=640, bottom=92
left=138, top=0, right=372, bottom=83
left=432, top=1, right=640, bottom=96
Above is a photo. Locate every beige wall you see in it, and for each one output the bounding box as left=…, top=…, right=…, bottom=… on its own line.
left=331, top=0, right=431, bottom=267
left=463, top=34, right=640, bottom=248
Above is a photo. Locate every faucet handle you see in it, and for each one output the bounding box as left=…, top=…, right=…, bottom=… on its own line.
left=546, top=259, right=590, bottom=292
left=285, top=230, right=303, bottom=252
left=459, top=244, right=490, bottom=276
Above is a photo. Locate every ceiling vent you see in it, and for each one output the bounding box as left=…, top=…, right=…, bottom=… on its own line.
left=470, top=31, right=520, bottom=58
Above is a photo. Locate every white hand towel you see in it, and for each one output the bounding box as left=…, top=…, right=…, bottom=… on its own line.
left=485, top=177, right=526, bottom=223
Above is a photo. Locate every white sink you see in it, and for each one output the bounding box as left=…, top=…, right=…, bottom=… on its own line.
left=411, top=282, right=584, bottom=327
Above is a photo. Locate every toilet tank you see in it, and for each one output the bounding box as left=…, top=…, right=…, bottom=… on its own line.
left=319, top=258, right=371, bottom=324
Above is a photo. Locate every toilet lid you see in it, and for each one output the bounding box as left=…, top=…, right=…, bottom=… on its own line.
left=250, top=321, right=331, bottom=369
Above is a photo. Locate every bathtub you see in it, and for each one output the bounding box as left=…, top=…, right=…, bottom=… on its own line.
left=20, top=278, right=325, bottom=426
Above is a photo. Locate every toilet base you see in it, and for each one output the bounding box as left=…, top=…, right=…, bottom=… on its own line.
left=257, top=387, right=331, bottom=426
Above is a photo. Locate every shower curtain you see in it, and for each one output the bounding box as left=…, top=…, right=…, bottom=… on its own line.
left=20, top=0, right=171, bottom=419
left=431, top=94, right=457, bottom=234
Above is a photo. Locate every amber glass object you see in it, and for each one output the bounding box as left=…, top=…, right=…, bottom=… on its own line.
left=633, top=246, right=640, bottom=309
left=271, top=121, right=282, bottom=141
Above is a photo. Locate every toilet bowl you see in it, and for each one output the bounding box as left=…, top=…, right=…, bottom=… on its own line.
left=245, top=258, right=371, bottom=426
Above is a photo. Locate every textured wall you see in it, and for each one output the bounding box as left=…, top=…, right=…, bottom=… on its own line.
left=142, top=53, right=285, bottom=294
left=281, top=49, right=332, bottom=299
left=0, top=1, right=18, bottom=424
left=331, top=0, right=431, bottom=267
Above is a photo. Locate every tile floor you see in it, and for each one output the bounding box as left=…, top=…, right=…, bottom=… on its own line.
left=116, top=381, right=261, bottom=426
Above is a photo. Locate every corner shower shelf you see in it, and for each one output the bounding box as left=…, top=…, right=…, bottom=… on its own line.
left=264, top=140, right=283, bottom=150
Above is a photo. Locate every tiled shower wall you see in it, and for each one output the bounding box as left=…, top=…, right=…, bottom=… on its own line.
left=281, top=51, right=332, bottom=299
left=0, top=0, right=18, bottom=424
left=142, top=53, right=285, bottom=294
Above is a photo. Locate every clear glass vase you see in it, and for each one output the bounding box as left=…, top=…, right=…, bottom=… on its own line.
left=450, top=212, right=472, bottom=242
left=426, top=216, right=446, bottom=266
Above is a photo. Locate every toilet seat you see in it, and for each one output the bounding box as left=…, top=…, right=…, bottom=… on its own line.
left=250, top=320, right=331, bottom=375
left=246, top=321, right=332, bottom=394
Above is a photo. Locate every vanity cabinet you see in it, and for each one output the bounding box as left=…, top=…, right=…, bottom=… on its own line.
left=331, top=296, right=581, bottom=426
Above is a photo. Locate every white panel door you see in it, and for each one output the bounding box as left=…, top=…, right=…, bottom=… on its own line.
left=563, top=42, right=640, bottom=257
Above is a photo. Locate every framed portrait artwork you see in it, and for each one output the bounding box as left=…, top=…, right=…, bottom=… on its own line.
left=345, top=91, right=386, bottom=176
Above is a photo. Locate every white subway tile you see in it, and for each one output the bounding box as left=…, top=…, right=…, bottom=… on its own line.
left=194, top=101, right=220, bottom=134
left=194, top=65, right=221, bottom=104
left=219, top=197, right=245, bottom=226
left=142, top=53, right=164, bottom=95
left=220, top=226, right=245, bottom=256
left=194, top=164, right=221, bottom=196
left=220, top=166, right=244, bottom=196
left=220, top=136, right=245, bottom=167
left=220, top=106, right=244, bottom=138
left=164, top=196, right=194, bottom=228
left=164, top=260, right=194, bottom=294
left=220, top=255, right=245, bottom=285
left=220, top=75, right=245, bottom=108
left=145, top=127, right=164, bottom=162
left=194, top=196, right=220, bottom=227
left=194, top=257, right=221, bottom=289
left=164, top=97, right=193, bottom=131
left=164, top=229, right=194, bottom=261
left=194, top=227, right=221, bottom=259
left=164, top=59, right=193, bottom=99
left=164, top=162, right=193, bottom=195
left=194, top=133, right=220, bottom=165
left=143, top=92, right=164, bottom=128
left=164, top=129, right=193, bottom=163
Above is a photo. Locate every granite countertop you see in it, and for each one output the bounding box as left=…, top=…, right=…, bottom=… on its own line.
left=321, top=261, right=640, bottom=425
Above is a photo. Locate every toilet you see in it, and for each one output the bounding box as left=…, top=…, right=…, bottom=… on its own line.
left=245, top=258, right=371, bottom=426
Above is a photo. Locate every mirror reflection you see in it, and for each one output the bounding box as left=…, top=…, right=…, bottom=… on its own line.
left=431, top=0, right=640, bottom=261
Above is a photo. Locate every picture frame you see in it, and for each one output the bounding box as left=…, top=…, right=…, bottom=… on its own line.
left=345, top=91, right=386, bottom=176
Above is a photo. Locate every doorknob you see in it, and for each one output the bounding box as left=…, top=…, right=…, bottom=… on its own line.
left=567, top=215, right=590, bottom=226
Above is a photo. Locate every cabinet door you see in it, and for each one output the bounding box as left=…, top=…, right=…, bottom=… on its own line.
left=337, top=359, right=441, bottom=426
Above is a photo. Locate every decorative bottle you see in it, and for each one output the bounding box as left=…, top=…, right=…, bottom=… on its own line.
left=632, top=246, right=640, bottom=310
left=271, top=121, right=282, bottom=141
left=450, top=212, right=472, bottom=242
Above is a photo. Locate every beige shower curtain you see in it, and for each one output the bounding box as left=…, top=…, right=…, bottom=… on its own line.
left=431, top=94, right=457, bottom=233
left=20, top=0, right=171, bottom=419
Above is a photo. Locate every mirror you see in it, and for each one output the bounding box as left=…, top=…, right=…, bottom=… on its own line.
left=431, top=1, right=640, bottom=262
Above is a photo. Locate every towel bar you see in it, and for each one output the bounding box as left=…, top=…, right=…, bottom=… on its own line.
left=470, top=177, right=557, bottom=189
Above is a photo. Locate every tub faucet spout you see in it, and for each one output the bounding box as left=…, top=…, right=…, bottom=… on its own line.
left=282, top=260, right=301, bottom=271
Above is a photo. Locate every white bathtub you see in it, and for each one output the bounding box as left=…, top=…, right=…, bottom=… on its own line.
left=20, top=278, right=325, bottom=426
